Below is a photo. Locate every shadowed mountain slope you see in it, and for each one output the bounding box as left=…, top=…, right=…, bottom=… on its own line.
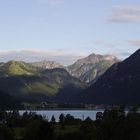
left=0, top=61, right=86, bottom=102
left=80, top=49, right=140, bottom=105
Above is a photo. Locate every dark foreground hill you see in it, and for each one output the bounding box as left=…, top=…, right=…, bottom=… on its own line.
left=80, top=49, right=140, bottom=105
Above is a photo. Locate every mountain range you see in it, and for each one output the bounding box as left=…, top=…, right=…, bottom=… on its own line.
left=1, top=50, right=140, bottom=106
left=0, top=53, right=116, bottom=105
left=0, top=61, right=85, bottom=103
left=30, top=53, right=118, bottom=83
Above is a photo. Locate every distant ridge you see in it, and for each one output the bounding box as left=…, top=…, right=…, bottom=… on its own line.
left=30, top=60, right=63, bottom=69
left=0, top=52, right=121, bottom=105
left=0, top=60, right=37, bottom=76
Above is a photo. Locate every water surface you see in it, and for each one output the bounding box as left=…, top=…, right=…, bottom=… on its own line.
left=19, top=110, right=104, bottom=121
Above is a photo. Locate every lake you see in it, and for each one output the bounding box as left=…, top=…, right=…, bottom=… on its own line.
left=19, top=110, right=104, bottom=122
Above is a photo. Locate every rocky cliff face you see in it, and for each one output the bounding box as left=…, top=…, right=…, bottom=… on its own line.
left=67, top=53, right=118, bottom=83
left=30, top=60, right=63, bottom=69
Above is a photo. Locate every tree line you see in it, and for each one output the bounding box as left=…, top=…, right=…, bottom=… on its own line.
left=0, top=106, right=140, bottom=140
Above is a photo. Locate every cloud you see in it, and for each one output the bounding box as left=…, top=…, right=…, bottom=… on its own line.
left=128, top=40, right=140, bottom=46
left=0, top=49, right=84, bottom=66
left=107, top=5, right=140, bottom=23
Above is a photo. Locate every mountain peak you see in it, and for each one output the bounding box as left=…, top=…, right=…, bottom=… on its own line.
left=128, top=49, right=140, bottom=60
left=120, top=49, right=140, bottom=68
left=77, top=53, right=117, bottom=64
left=87, top=53, right=96, bottom=57
left=67, top=52, right=118, bottom=83
left=0, top=61, right=36, bottom=76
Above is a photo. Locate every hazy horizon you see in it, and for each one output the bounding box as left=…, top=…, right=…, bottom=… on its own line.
left=0, top=49, right=133, bottom=66
left=0, top=0, right=140, bottom=65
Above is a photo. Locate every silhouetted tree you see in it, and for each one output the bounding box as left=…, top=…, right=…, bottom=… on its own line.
left=51, top=115, right=56, bottom=125
left=59, top=114, right=65, bottom=129
left=96, top=112, right=103, bottom=120
left=64, top=114, right=75, bottom=125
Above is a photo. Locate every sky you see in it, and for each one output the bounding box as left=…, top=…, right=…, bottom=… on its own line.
left=0, top=0, right=140, bottom=65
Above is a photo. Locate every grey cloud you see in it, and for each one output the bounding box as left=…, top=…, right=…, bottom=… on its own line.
left=107, top=5, right=140, bottom=23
